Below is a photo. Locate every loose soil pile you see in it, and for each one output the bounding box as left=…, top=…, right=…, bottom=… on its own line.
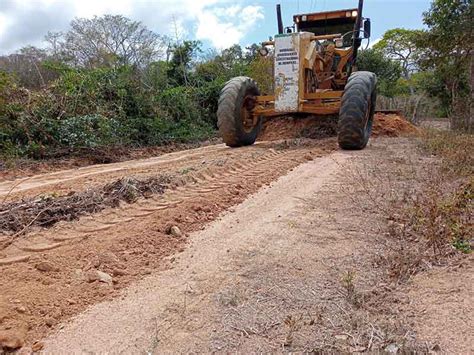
left=259, top=113, right=418, bottom=141
left=259, top=116, right=338, bottom=141
left=0, top=138, right=220, bottom=182
left=371, top=113, right=419, bottom=137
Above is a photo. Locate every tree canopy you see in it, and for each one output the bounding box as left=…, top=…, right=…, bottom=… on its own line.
left=416, top=0, right=473, bottom=130
left=46, top=15, right=168, bottom=68
left=357, top=49, right=402, bottom=97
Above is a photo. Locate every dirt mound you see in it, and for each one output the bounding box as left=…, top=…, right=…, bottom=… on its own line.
left=372, top=113, right=419, bottom=137
left=0, top=138, right=221, bottom=182
left=259, top=116, right=338, bottom=141
left=259, top=113, right=418, bottom=141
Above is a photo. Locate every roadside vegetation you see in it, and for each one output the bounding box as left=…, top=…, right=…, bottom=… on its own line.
left=0, top=16, right=267, bottom=163
left=346, top=0, right=473, bottom=282
left=371, top=129, right=473, bottom=287
left=415, top=130, right=473, bottom=252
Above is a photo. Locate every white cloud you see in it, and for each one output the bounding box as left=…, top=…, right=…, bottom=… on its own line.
left=0, top=13, right=11, bottom=36
left=368, top=37, right=381, bottom=49
left=0, top=0, right=264, bottom=53
left=195, top=4, right=264, bottom=49
left=72, top=0, right=133, bottom=18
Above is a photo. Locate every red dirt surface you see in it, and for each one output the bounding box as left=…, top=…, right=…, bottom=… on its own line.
left=259, top=113, right=418, bottom=141
left=259, top=116, right=337, bottom=141
left=0, top=139, right=336, bottom=351
left=0, top=139, right=220, bottom=182
left=371, top=113, right=419, bottom=137
left=0, top=114, right=418, bottom=351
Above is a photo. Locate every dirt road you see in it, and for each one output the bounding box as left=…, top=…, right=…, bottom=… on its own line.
left=44, top=148, right=355, bottom=353
left=40, top=137, right=472, bottom=353
left=0, top=137, right=336, bottom=349
left=1, top=126, right=471, bottom=352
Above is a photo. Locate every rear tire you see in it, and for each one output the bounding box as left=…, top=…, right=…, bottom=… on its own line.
left=338, top=71, right=377, bottom=150
left=217, top=76, right=262, bottom=147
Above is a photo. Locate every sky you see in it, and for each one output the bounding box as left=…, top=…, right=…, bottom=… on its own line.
left=0, top=0, right=432, bottom=55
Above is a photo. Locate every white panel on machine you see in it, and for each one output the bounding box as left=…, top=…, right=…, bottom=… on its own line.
left=274, top=33, right=300, bottom=112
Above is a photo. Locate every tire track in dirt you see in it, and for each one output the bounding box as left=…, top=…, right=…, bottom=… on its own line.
left=0, top=138, right=337, bottom=348
left=9, top=148, right=297, bottom=254
left=0, top=144, right=229, bottom=201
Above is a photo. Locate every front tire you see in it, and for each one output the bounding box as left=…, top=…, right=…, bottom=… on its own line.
left=217, top=76, right=262, bottom=147
left=338, top=71, right=377, bottom=150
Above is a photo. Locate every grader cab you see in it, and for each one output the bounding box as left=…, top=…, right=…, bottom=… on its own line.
left=217, top=0, right=376, bottom=150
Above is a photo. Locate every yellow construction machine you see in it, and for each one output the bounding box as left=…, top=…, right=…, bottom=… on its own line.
left=217, top=0, right=376, bottom=150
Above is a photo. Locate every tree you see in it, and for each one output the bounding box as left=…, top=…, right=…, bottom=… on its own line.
left=167, top=40, right=202, bottom=85
left=373, top=28, right=423, bottom=94
left=357, top=49, right=402, bottom=97
left=417, top=0, right=473, bottom=131
left=46, top=15, right=167, bottom=68
left=0, top=46, right=59, bottom=89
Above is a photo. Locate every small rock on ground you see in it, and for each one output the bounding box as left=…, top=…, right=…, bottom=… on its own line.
left=35, top=261, right=59, bottom=272
left=0, top=330, right=25, bottom=351
left=86, top=270, right=113, bottom=284
left=169, top=226, right=183, bottom=238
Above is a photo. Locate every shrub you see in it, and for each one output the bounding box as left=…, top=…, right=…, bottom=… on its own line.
left=58, top=114, right=122, bottom=148
left=156, top=86, right=201, bottom=122
left=125, top=115, right=214, bottom=146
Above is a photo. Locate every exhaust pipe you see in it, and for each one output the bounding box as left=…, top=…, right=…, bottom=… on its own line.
left=351, top=0, right=364, bottom=65
left=276, top=4, right=284, bottom=34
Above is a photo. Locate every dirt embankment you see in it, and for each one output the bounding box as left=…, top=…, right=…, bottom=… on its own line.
left=0, top=139, right=221, bottom=182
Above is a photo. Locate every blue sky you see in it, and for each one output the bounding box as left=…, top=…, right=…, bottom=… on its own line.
left=235, top=0, right=431, bottom=47
left=0, top=0, right=432, bottom=54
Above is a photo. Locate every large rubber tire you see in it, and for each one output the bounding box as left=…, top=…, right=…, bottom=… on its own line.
left=338, top=71, right=377, bottom=150
left=217, top=76, right=262, bottom=147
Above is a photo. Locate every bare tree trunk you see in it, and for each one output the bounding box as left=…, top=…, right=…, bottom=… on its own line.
left=412, top=94, right=424, bottom=124
left=469, top=52, right=473, bottom=133
left=450, top=81, right=457, bottom=130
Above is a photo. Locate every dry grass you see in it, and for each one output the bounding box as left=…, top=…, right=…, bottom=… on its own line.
left=350, top=131, right=473, bottom=282
left=410, top=130, right=473, bottom=254
left=419, top=129, right=473, bottom=177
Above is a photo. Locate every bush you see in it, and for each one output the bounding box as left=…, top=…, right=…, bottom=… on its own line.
left=125, top=115, right=214, bottom=146
left=58, top=114, right=122, bottom=148
left=156, top=86, right=201, bottom=122
left=194, top=79, right=227, bottom=127
left=1, top=51, right=236, bottom=160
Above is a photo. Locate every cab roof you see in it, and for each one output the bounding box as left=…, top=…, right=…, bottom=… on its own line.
left=293, top=8, right=359, bottom=23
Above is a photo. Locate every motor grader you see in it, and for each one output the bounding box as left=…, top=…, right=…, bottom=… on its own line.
left=217, top=0, right=376, bottom=150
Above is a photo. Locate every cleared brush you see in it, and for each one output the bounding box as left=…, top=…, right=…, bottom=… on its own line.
left=0, top=175, right=176, bottom=236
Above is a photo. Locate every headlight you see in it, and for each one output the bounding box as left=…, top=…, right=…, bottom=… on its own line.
left=352, top=10, right=358, bottom=17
